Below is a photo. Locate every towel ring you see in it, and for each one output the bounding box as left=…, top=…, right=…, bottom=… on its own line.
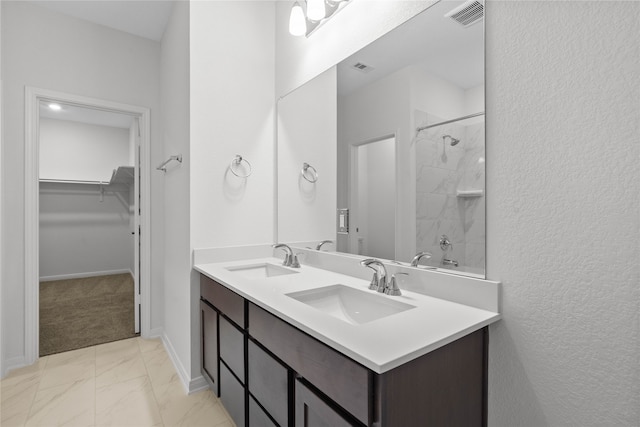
left=230, top=155, right=252, bottom=178
left=301, top=162, right=318, bottom=183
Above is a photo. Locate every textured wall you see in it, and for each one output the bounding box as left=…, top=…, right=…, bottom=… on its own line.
left=277, top=0, right=640, bottom=425
left=485, top=1, right=639, bottom=425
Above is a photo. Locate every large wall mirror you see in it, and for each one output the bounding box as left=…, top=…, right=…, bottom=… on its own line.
left=277, top=0, right=485, bottom=278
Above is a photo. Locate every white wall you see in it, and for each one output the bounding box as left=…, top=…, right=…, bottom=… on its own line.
left=186, top=1, right=275, bottom=383
left=277, top=67, right=336, bottom=244
left=39, top=182, right=133, bottom=280
left=39, top=118, right=130, bottom=182
left=160, top=0, right=190, bottom=385
left=338, top=67, right=412, bottom=260
left=1, top=1, right=163, bottom=369
left=277, top=0, right=640, bottom=425
left=485, top=1, right=639, bottom=425
left=357, top=137, right=395, bottom=259
left=0, top=1, right=4, bottom=377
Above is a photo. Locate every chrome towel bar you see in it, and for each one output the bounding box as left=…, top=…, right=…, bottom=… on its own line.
left=157, top=154, right=182, bottom=172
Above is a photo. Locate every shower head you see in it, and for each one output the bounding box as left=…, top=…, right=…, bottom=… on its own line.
left=442, top=135, right=460, bottom=146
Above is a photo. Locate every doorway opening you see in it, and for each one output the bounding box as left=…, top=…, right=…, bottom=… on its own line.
left=25, top=87, right=151, bottom=362
left=348, top=135, right=397, bottom=260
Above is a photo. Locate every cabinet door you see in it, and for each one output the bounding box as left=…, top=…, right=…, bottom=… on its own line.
left=220, top=315, right=245, bottom=383
left=201, top=301, right=218, bottom=395
left=221, top=362, right=246, bottom=427
left=249, top=396, right=277, bottom=427
left=295, top=380, right=353, bottom=427
left=248, top=340, right=288, bottom=427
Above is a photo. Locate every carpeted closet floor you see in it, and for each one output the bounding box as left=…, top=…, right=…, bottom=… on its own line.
left=39, top=273, right=137, bottom=356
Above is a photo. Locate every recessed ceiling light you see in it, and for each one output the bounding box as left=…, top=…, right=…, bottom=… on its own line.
left=48, top=103, right=62, bottom=111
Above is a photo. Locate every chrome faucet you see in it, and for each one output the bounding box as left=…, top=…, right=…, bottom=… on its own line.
left=272, top=243, right=300, bottom=268
left=385, top=273, right=408, bottom=296
left=359, top=258, right=388, bottom=293
left=410, top=251, right=432, bottom=267
left=315, top=240, right=333, bottom=251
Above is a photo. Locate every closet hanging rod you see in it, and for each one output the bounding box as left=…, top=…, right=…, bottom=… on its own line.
left=416, top=112, right=485, bottom=133
left=157, top=154, right=183, bottom=172
left=39, top=178, right=108, bottom=185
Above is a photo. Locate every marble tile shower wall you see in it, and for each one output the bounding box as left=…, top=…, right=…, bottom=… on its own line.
left=415, top=111, right=485, bottom=274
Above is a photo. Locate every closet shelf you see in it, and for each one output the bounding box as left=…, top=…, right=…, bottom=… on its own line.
left=456, top=189, right=484, bottom=198
left=39, top=166, right=134, bottom=187
left=109, top=166, right=134, bottom=186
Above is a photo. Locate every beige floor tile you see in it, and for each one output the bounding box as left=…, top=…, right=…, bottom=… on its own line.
left=153, top=379, right=228, bottom=427
left=95, top=375, right=162, bottom=427
left=95, top=351, right=147, bottom=389
left=141, top=348, right=178, bottom=387
left=45, top=347, right=95, bottom=369
left=213, top=420, right=236, bottom=427
left=96, top=338, right=140, bottom=359
left=39, top=347, right=95, bottom=391
left=25, top=377, right=95, bottom=427
left=1, top=376, right=40, bottom=426
left=137, top=337, right=163, bottom=354
left=1, top=357, right=48, bottom=426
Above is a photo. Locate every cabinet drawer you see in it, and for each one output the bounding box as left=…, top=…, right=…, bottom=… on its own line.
left=219, top=315, right=245, bottom=383
left=249, top=303, right=372, bottom=425
left=220, top=362, right=245, bottom=427
left=201, top=275, right=245, bottom=328
left=295, top=379, right=353, bottom=427
left=248, top=340, right=288, bottom=427
left=250, top=396, right=277, bottom=427
left=200, top=301, right=219, bottom=395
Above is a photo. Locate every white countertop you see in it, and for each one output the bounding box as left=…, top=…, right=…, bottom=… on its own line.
left=195, top=257, right=501, bottom=374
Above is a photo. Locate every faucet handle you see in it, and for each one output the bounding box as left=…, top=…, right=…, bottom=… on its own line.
left=289, top=253, right=301, bottom=268
left=385, top=273, right=408, bottom=296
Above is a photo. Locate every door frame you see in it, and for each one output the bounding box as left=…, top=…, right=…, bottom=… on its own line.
left=347, top=132, right=398, bottom=259
left=24, top=86, right=152, bottom=364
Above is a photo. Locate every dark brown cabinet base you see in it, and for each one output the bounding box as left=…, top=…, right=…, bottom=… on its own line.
left=201, top=274, right=488, bottom=427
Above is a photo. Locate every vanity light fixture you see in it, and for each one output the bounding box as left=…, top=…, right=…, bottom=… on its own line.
left=289, top=2, right=306, bottom=36
left=306, top=0, right=325, bottom=21
left=288, top=0, right=351, bottom=37
left=48, top=103, right=62, bottom=111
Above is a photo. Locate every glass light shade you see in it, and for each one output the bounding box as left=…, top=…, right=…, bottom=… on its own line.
left=306, top=0, right=326, bottom=21
left=289, top=2, right=306, bottom=36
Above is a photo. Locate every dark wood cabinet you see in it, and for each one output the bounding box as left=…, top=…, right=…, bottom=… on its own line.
left=219, top=315, right=245, bottom=383
left=201, top=274, right=488, bottom=427
left=295, top=379, right=354, bottom=427
left=200, top=301, right=219, bottom=395
left=220, top=362, right=246, bottom=427
left=248, top=340, right=289, bottom=427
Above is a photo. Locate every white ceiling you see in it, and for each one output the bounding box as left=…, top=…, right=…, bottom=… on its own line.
left=27, top=0, right=174, bottom=41
left=40, top=102, right=135, bottom=129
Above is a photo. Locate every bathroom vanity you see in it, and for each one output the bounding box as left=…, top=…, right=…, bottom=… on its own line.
left=195, top=257, right=500, bottom=427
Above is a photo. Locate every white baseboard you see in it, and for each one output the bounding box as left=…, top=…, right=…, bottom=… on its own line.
left=39, top=269, right=132, bottom=282
left=1, top=356, right=26, bottom=379
left=160, top=332, right=191, bottom=394
left=146, top=327, right=164, bottom=339
left=159, top=332, right=210, bottom=395
left=188, top=375, right=209, bottom=394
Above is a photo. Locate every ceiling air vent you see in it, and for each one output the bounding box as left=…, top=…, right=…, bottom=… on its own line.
left=352, top=62, right=375, bottom=73
left=445, top=0, right=484, bottom=28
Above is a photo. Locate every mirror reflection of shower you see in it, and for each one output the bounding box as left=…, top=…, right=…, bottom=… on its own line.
left=415, top=112, right=485, bottom=276
left=441, top=134, right=460, bottom=162
left=443, top=135, right=460, bottom=146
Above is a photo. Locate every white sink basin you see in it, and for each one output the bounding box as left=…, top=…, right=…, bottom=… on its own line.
left=225, top=263, right=299, bottom=279
left=286, top=284, right=415, bottom=325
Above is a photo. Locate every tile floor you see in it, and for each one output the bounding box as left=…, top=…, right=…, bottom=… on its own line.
left=0, top=337, right=235, bottom=427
